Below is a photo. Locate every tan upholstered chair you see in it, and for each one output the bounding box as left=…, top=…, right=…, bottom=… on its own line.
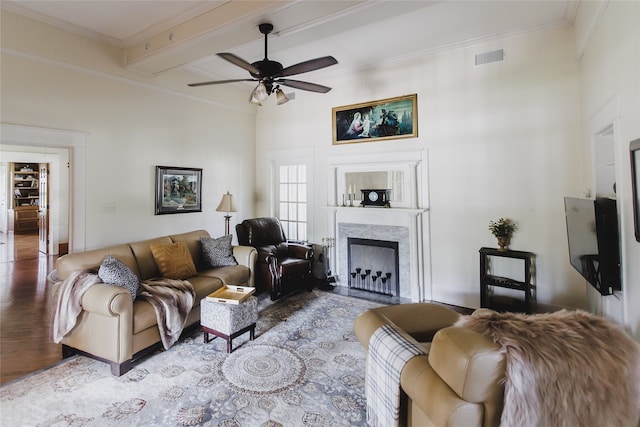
left=355, top=304, right=505, bottom=427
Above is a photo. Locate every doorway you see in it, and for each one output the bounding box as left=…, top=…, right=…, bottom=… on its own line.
left=1, top=160, right=49, bottom=261
left=1, top=122, right=88, bottom=254
left=1, top=158, right=53, bottom=259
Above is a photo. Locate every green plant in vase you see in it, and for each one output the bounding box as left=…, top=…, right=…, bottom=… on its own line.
left=489, top=218, right=517, bottom=252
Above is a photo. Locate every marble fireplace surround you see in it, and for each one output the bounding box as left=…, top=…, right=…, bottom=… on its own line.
left=326, top=150, right=428, bottom=302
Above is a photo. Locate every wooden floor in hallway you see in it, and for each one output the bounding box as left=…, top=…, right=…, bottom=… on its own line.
left=0, top=232, right=61, bottom=384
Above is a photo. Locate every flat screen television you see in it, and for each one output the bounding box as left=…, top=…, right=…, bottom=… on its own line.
left=564, top=197, right=621, bottom=295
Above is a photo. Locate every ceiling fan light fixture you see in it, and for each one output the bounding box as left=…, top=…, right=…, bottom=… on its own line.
left=188, top=24, right=337, bottom=101
left=275, top=88, right=291, bottom=105
left=254, top=82, right=269, bottom=102
left=249, top=90, right=261, bottom=105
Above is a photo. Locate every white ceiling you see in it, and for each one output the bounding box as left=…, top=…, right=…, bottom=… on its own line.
left=2, top=1, right=579, bottom=91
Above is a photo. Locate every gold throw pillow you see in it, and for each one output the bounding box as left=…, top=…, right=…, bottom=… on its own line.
left=150, top=241, right=197, bottom=279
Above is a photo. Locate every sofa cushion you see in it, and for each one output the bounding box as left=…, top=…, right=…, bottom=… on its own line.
left=187, top=274, right=224, bottom=305
left=132, top=299, right=158, bottom=334
left=200, top=235, right=237, bottom=268
left=170, top=230, right=210, bottom=270
left=129, top=236, right=173, bottom=280
left=199, top=265, right=251, bottom=286
left=55, top=244, right=139, bottom=281
left=98, top=255, right=140, bottom=300
left=149, top=242, right=197, bottom=280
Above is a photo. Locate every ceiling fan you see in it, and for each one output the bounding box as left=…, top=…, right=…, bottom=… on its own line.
left=188, top=23, right=338, bottom=105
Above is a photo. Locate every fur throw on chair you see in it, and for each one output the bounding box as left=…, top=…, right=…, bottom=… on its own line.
left=456, top=310, right=640, bottom=427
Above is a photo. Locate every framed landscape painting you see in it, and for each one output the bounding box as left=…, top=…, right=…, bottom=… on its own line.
left=332, top=94, right=418, bottom=145
left=155, top=166, right=202, bottom=215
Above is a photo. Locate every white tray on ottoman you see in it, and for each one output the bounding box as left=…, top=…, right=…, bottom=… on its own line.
left=200, top=291, right=258, bottom=353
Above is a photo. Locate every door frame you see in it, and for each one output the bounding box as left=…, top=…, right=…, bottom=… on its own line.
left=1, top=123, right=87, bottom=253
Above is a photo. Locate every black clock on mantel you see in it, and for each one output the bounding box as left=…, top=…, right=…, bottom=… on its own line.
left=360, top=189, right=391, bottom=208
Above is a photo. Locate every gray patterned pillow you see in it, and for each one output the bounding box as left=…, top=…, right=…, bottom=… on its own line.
left=200, top=235, right=237, bottom=268
left=98, top=255, right=140, bottom=300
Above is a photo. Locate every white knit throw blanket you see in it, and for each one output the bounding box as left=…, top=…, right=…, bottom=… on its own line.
left=51, top=270, right=102, bottom=343
left=366, top=324, right=425, bottom=427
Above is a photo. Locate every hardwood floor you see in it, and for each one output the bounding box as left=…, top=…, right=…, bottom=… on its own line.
left=0, top=232, right=61, bottom=385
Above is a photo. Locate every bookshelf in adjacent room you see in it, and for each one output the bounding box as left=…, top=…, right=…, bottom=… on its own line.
left=10, top=162, right=40, bottom=234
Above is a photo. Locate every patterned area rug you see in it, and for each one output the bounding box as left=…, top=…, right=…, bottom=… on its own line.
left=1, top=290, right=383, bottom=426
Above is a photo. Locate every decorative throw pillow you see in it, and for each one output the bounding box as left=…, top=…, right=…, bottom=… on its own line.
left=98, top=255, right=140, bottom=300
left=150, top=241, right=197, bottom=280
left=200, top=235, right=238, bottom=268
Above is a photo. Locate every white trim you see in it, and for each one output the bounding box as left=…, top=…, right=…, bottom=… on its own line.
left=1, top=123, right=87, bottom=252
left=588, top=95, right=619, bottom=135
left=585, top=94, right=628, bottom=328
left=1, top=1, right=222, bottom=49
left=0, top=47, right=255, bottom=114
left=575, top=0, right=609, bottom=60
left=267, top=148, right=315, bottom=242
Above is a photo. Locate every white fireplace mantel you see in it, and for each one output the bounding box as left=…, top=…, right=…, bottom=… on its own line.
left=324, top=150, right=430, bottom=302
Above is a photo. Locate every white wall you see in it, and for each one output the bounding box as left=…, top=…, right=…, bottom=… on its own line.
left=256, top=27, right=585, bottom=312
left=1, top=11, right=257, bottom=249
left=576, top=0, right=640, bottom=339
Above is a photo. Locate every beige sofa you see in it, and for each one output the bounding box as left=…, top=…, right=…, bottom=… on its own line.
left=52, top=229, right=257, bottom=376
left=354, top=304, right=505, bottom=427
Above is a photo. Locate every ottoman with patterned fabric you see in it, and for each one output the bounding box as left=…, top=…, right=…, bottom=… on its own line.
left=201, top=296, right=258, bottom=352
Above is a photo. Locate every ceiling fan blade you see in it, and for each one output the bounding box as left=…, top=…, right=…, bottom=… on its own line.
left=188, top=78, right=257, bottom=87
left=279, top=56, right=338, bottom=77
left=217, top=52, right=261, bottom=75
left=277, top=79, right=332, bottom=93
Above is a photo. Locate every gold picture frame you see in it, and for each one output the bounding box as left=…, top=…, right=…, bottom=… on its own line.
left=332, top=94, right=417, bottom=145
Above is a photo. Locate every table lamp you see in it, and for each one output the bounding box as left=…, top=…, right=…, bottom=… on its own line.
left=216, top=191, right=237, bottom=235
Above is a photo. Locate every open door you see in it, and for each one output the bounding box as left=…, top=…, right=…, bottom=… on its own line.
left=38, top=163, right=49, bottom=254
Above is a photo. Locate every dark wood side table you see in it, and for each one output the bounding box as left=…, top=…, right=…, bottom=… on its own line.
left=480, top=247, right=534, bottom=313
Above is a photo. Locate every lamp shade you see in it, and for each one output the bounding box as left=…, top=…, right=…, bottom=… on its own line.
left=216, top=191, right=237, bottom=213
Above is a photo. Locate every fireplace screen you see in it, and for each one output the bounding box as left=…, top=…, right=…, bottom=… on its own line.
left=347, top=238, right=399, bottom=296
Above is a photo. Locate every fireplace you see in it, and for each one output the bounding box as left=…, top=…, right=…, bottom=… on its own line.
left=338, top=222, right=414, bottom=299
left=348, top=238, right=399, bottom=296
left=326, top=149, right=429, bottom=301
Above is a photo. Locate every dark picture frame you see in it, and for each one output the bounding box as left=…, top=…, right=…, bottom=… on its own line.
left=630, top=138, right=640, bottom=241
left=155, top=166, right=202, bottom=215
left=332, top=94, right=417, bottom=145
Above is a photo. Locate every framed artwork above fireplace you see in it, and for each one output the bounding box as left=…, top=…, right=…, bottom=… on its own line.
left=332, top=94, right=418, bottom=145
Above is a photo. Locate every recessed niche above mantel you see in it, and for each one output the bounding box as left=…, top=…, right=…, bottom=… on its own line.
left=345, top=170, right=404, bottom=203
left=328, top=150, right=425, bottom=209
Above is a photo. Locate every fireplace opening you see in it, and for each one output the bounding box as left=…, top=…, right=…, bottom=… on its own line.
left=347, top=237, right=399, bottom=296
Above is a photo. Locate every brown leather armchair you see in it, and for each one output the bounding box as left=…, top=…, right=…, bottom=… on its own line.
left=236, top=217, right=314, bottom=300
